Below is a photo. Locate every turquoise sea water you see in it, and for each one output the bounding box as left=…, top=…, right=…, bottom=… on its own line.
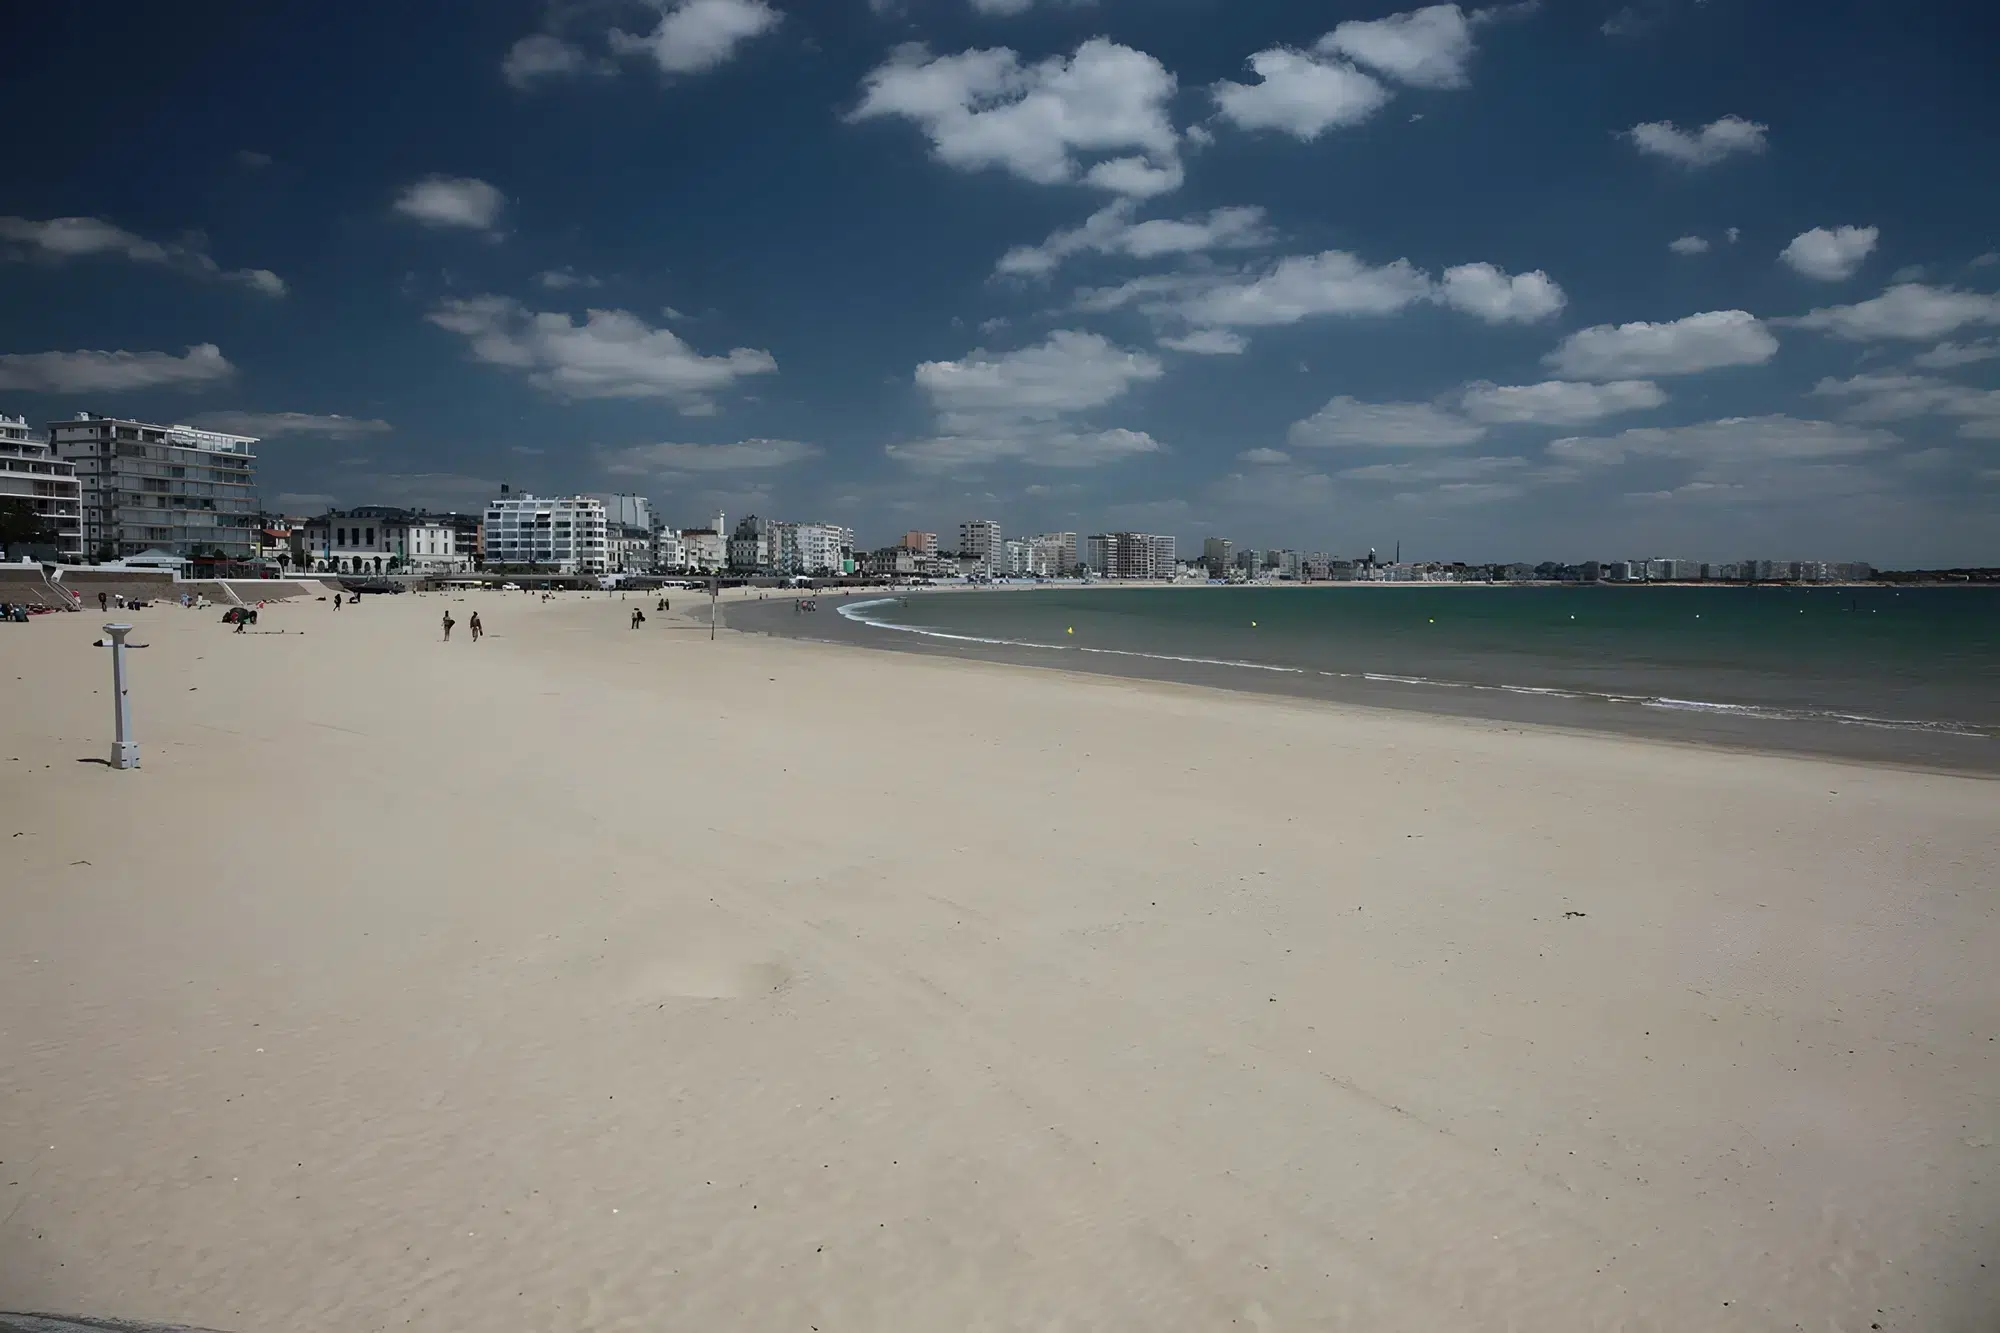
left=838, top=585, right=2000, bottom=738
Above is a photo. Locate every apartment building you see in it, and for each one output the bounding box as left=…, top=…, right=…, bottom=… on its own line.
left=730, top=515, right=778, bottom=571
left=483, top=492, right=608, bottom=573
left=900, top=530, right=939, bottom=556
left=1085, top=532, right=1175, bottom=579
left=0, top=414, right=83, bottom=558
left=1033, top=531, right=1078, bottom=575
left=49, top=413, right=258, bottom=559
left=959, top=518, right=1002, bottom=570
left=676, top=529, right=724, bottom=572
left=442, top=512, right=484, bottom=566
left=792, top=522, right=854, bottom=576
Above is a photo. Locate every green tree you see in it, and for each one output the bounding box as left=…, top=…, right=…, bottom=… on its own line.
left=0, top=499, right=57, bottom=548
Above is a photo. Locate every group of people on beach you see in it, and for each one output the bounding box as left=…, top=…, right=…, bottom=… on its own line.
left=441, top=611, right=483, bottom=642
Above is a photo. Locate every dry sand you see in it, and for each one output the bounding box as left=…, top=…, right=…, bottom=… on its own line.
left=2, top=589, right=1995, bottom=1331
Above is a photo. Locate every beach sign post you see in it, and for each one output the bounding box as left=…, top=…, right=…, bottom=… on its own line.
left=100, top=622, right=140, bottom=769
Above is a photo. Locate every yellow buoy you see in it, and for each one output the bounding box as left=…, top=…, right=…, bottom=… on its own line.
left=1066, top=626, right=1074, bottom=634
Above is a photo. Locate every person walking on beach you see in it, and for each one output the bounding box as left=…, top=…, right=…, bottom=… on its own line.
left=98, top=592, right=107, bottom=612
left=630, top=608, right=645, bottom=629
left=442, top=611, right=455, bottom=642
left=469, top=612, right=483, bottom=642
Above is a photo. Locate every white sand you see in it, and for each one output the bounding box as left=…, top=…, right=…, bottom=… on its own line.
left=2, top=589, right=1995, bottom=1331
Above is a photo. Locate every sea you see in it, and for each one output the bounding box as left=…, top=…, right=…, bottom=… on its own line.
left=739, top=584, right=2000, bottom=772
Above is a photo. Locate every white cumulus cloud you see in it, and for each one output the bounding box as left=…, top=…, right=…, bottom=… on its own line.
left=969, top=0, right=1092, bottom=12
left=1239, top=447, right=1291, bottom=464
left=1548, top=414, right=1892, bottom=465
left=188, top=412, right=391, bottom=439
left=1780, top=225, right=1878, bottom=281
left=1079, top=251, right=1563, bottom=339
left=611, top=0, right=781, bottom=75
left=1668, top=235, right=1709, bottom=256
left=0, top=215, right=285, bottom=295
left=996, top=201, right=1272, bottom=278
left=0, top=343, right=234, bottom=394
left=1339, top=454, right=1529, bottom=483
left=1623, top=115, right=1768, bottom=167
left=601, top=438, right=818, bottom=472
left=427, top=296, right=776, bottom=411
left=917, top=329, right=1159, bottom=426
left=1545, top=309, right=1778, bottom=379
left=503, top=34, right=591, bottom=87
left=393, top=177, right=507, bottom=231
left=1211, top=48, right=1391, bottom=140
left=1912, top=338, right=2000, bottom=369
left=1158, top=329, right=1248, bottom=355
left=1460, top=378, right=1666, bottom=425
left=1289, top=395, right=1486, bottom=448
left=1788, top=283, right=2000, bottom=341
left=852, top=39, right=1180, bottom=198
left=536, top=267, right=603, bottom=290
left=1320, top=4, right=1476, bottom=88
left=1179, top=251, right=1438, bottom=326
left=889, top=329, right=1165, bottom=468
left=1213, top=5, right=1481, bottom=141
left=1809, top=372, right=2000, bottom=437
left=1436, top=262, right=1566, bottom=323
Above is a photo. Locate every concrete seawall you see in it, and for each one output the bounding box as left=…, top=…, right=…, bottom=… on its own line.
left=0, top=568, right=339, bottom=610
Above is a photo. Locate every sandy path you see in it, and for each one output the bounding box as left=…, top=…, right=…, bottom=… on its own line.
left=2, top=590, right=1995, bottom=1331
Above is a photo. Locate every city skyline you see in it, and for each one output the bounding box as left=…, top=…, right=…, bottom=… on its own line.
left=3, top=1, right=1997, bottom=565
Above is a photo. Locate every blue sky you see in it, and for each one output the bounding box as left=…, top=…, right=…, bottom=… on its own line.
left=4, top=0, right=1997, bottom=565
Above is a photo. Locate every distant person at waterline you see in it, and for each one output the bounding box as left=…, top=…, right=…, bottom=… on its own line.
left=442, top=611, right=454, bottom=642
left=470, top=612, right=483, bottom=642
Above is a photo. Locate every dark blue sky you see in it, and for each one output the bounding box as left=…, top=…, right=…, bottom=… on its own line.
left=4, top=0, right=1997, bottom=563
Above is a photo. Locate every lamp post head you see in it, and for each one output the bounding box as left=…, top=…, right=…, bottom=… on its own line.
left=103, top=622, right=133, bottom=643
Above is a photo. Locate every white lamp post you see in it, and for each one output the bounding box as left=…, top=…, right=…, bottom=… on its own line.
left=102, top=622, right=139, bottom=769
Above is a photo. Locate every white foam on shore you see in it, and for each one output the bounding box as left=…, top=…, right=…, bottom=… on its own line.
left=838, top=600, right=1987, bottom=739
left=838, top=599, right=1301, bottom=672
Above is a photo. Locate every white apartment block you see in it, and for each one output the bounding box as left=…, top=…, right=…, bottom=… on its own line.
left=589, top=493, right=655, bottom=533
left=50, top=413, right=258, bottom=560
left=677, top=529, right=726, bottom=572
left=483, top=493, right=608, bottom=573
left=959, top=518, right=1002, bottom=570
left=0, top=414, right=83, bottom=558
left=792, top=522, right=853, bottom=575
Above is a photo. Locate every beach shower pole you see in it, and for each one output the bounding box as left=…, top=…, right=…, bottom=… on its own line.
left=710, top=577, right=718, bottom=641
left=102, top=622, right=139, bottom=769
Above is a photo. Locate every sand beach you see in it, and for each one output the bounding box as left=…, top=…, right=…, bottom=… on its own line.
left=2, top=587, right=1995, bottom=1331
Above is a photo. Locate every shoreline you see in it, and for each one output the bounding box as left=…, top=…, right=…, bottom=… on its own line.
left=726, top=591, right=1998, bottom=776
